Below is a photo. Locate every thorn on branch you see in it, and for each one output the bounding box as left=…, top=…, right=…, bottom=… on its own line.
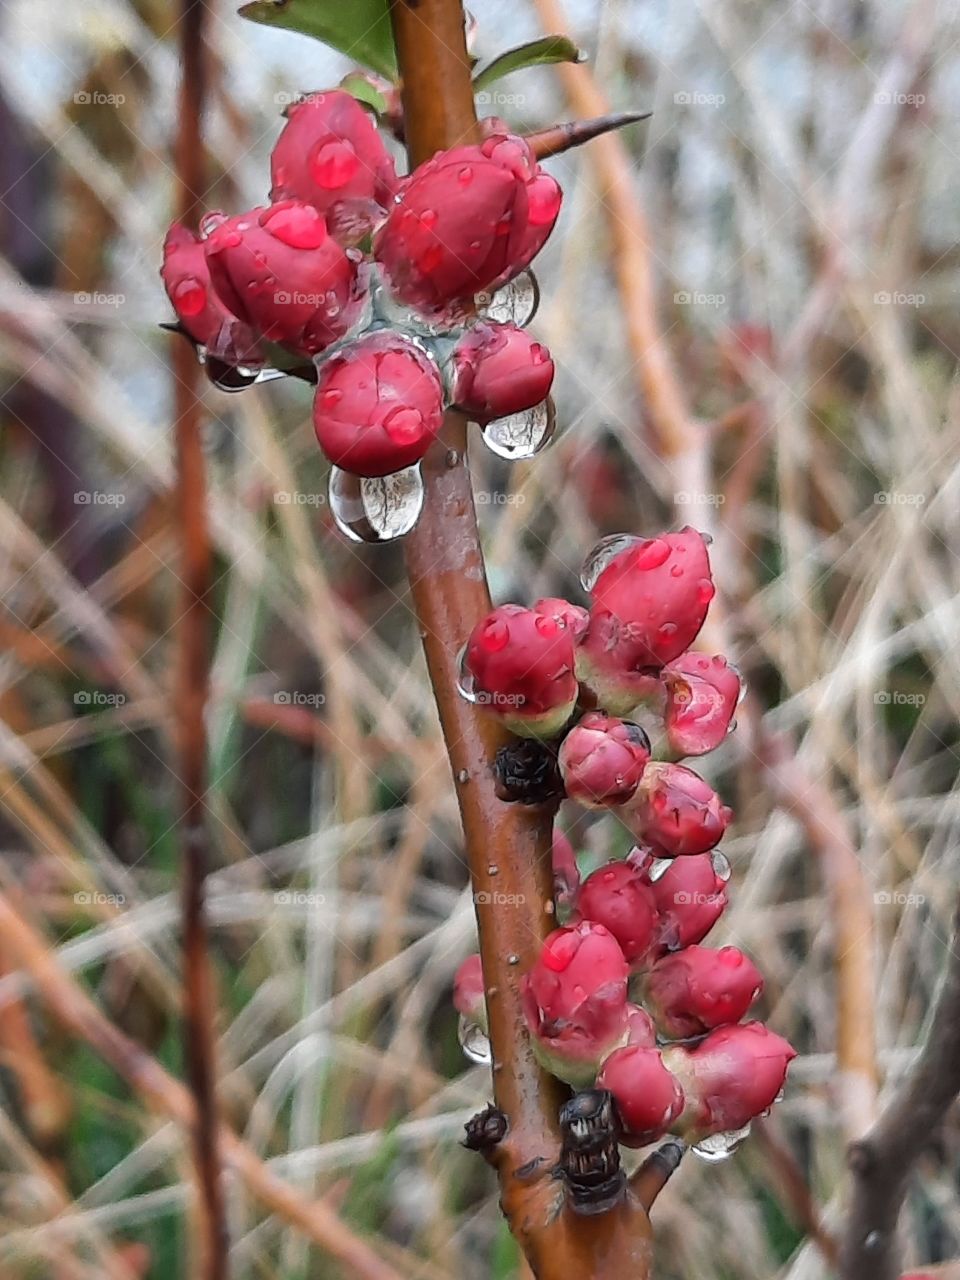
left=494, top=739, right=564, bottom=805
left=557, top=1088, right=626, bottom=1216
left=463, top=1103, right=508, bottom=1152
left=631, top=1140, right=686, bottom=1210
left=522, top=111, right=652, bottom=160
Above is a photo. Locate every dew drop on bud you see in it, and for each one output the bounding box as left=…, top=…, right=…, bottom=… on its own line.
left=646, top=856, right=674, bottom=883
left=310, top=139, right=359, bottom=189
left=456, top=644, right=479, bottom=703
left=478, top=270, right=540, bottom=327
left=579, top=534, right=642, bottom=592
left=173, top=278, right=207, bottom=316
left=262, top=204, right=327, bottom=250
left=328, top=465, right=423, bottom=543
left=482, top=398, right=556, bottom=461
left=635, top=537, right=672, bottom=571
left=711, top=850, right=732, bottom=882
left=457, top=1013, right=492, bottom=1066
left=458, top=166, right=474, bottom=185
left=383, top=406, right=425, bottom=447
left=691, top=1122, right=751, bottom=1162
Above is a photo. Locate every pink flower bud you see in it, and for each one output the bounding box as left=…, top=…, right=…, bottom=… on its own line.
left=204, top=202, right=366, bottom=357
left=558, top=712, right=650, bottom=808
left=645, top=945, right=764, bottom=1038
left=452, top=321, right=554, bottom=423
left=269, top=90, right=398, bottom=220
left=461, top=604, right=579, bottom=739
left=576, top=529, right=714, bottom=712
left=664, top=1021, right=796, bottom=1140
left=533, top=597, right=590, bottom=641
left=551, top=828, right=581, bottom=916
left=571, top=860, right=658, bottom=964
left=596, top=1045, right=685, bottom=1147
left=453, top=953, right=487, bottom=1031
left=374, top=133, right=561, bottom=313
left=631, top=849, right=729, bottom=953
left=520, top=922, right=630, bottom=1086
left=312, top=332, right=443, bottom=476
left=662, top=652, right=741, bottom=758
left=161, top=223, right=261, bottom=366
left=626, top=762, right=732, bottom=857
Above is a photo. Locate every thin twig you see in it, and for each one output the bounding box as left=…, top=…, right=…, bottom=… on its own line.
left=172, top=3, right=226, bottom=1275
left=840, top=896, right=960, bottom=1280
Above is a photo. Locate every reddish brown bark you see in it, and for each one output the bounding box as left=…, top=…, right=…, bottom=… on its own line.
left=390, top=1, right=655, bottom=1274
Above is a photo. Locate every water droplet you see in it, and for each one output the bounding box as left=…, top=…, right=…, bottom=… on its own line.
left=711, top=850, right=732, bottom=882
left=458, top=166, right=474, bottom=185
left=419, top=208, right=438, bottom=228
left=697, top=578, right=716, bottom=605
left=646, top=856, right=674, bottom=883
left=457, top=1014, right=492, bottom=1066
left=580, top=534, right=642, bottom=591
left=456, top=768, right=469, bottom=783
left=692, top=1122, right=751, bottom=1162
left=198, top=211, right=228, bottom=239
left=262, top=204, right=327, bottom=250
left=635, top=538, right=672, bottom=570
left=456, top=644, right=478, bottom=703
left=482, top=398, right=556, bottom=461
left=383, top=406, right=425, bottom=446
left=310, top=139, right=359, bottom=189
left=478, top=271, right=540, bottom=327
left=173, top=277, right=207, bottom=316
left=328, top=465, right=423, bottom=543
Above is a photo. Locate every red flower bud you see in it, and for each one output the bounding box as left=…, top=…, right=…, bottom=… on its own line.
left=453, top=953, right=487, bottom=1031
left=204, top=202, right=366, bottom=357
left=558, top=712, right=650, bottom=808
left=374, top=133, right=561, bottom=313
left=572, top=860, right=658, bottom=965
left=269, top=90, right=398, bottom=220
left=461, top=604, right=578, bottom=738
left=520, top=922, right=631, bottom=1085
left=626, top=762, right=732, bottom=857
left=312, top=332, right=443, bottom=476
left=576, top=529, right=714, bottom=712
left=161, top=223, right=261, bottom=366
left=452, top=321, right=554, bottom=423
left=533, top=597, right=590, bottom=641
left=645, top=945, right=764, bottom=1038
left=662, top=652, right=741, bottom=758
left=596, top=1045, right=685, bottom=1147
left=631, top=849, right=729, bottom=953
left=664, top=1021, right=796, bottom=1140
left=552, top=828, right=581, bottom=917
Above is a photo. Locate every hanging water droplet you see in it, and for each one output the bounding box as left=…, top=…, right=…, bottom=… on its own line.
left=456, top=643, right=479, bottom=704
left=457, top=1013, right=492, bottom=1065
left=580, top=534, right=642, bottom=592
left=481, top=398, right=556, bottom=461
left=201, top=355, right=272, bottom=393
left=646, top=856, right=674, bottom=883
left=692, top=1122, right=751, bottom=1162
left=711, top=850, right=732, bottom=882
left=478, top=271, right=540, bottom=327
left=328, top=465, right=423, bottom=543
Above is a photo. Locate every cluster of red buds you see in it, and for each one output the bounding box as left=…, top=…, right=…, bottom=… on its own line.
left=454, top=527, right=795, bottom=1153
left=161, top=89, right=560, bottom=488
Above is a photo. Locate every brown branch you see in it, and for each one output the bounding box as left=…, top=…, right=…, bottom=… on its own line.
left=840, top=896, right=960, bottom=1280
left=390, top=2, right=654, bottom=1274
left=173, top=4, right=226, bottom=1276
left=0, top=892, right=402, bottom=1280
left=630, top=1141, right=686, bottom=1212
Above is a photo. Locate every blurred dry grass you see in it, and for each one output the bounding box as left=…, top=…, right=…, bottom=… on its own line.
left=0, top=0, right=959, bottom=1276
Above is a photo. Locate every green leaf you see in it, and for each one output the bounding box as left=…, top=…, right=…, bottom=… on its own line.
left=339, top=71, right=390, bottom=117
left=238, top=0, right=397, bottom=81
left=472, top=35, right=583, bottom=92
